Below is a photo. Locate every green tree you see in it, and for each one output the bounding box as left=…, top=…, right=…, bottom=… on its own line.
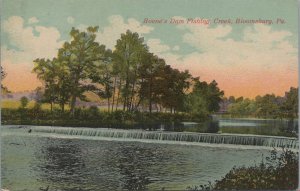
left=255, top=94, right=281, bottom=118
left=31, top=87, right=44, bottom=103
left=57, top=26, right=107, bottom=115
left=33, top=58, right=58, bottom=112
left=20, top=96, right=29, bottom=108
left=33, top=58, right=71, bottom=112
left=90, top=48, right=114, bottom=112
left=228, top=98, right=256, bottom=117
left=228, top=96, right=236, bottom=103
left=184, top=91, right=208, bottom=117
left=282, top=87, right=298, bottom=119
left=159, top=66, right=192, bottom=113
left=235, top=96, right=244, bottom=103
left=206, top=80, right=224, bottom=112
left=113, top=30, right=148, bottom=111
left=138, top=53, right=166, bottom=112
left=186, top=79, right=224, bottom=115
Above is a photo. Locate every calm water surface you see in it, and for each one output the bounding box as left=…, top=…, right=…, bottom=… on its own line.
left=218, top=118, right=298, bottom=135
left=2, top=127, right=270, bottom=191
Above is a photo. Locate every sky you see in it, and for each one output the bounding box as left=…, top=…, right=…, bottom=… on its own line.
left=1, top=0, right=298, bottom=98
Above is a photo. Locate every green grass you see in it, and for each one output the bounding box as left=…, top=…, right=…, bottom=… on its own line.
left=1, top=100, right=70, bottom=110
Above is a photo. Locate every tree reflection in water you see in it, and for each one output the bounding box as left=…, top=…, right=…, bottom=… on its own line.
left=2, top=130, right=273, bottom=191
left=33, top=138, right=173, bottom=191
left=34, top=138, right=88, bottom=191
left=116, top=144, right=171, bottom=191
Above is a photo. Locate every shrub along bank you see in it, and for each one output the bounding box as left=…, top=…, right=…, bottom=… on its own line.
left=187, top=148, right=298, bottom=190
left=1, top=107, right=216, bottom=132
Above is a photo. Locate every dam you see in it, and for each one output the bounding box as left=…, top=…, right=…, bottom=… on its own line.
left=27, top=126, right=299, bottom=149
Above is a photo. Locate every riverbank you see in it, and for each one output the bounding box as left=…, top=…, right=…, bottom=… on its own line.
left=1, top=108, right=212, bottom=131
left=2, top=108, right=298, bottom=137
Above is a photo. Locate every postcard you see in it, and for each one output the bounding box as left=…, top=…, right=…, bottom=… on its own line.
left=1, top=0, right=298, bottom=190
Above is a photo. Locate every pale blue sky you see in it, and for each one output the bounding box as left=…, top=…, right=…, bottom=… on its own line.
left=2, top=0, right=298, bottom=50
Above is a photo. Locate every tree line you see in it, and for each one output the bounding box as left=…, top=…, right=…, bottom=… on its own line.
left=32, top=27, right=224, bottom=116
left=225, top=87, right=298, bottom=119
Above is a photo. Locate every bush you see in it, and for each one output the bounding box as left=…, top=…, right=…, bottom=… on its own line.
left=187, top=148, right=298, bottom=190
left=87, top=106, right=100, bottom=119
left=20, top=96, right=29, bottom=108
left=1, top=107, right=209, bottom=129
left=206, top=121, right=219, bottom=133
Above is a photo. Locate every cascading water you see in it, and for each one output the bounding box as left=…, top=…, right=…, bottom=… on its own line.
left=28, top=126, right=299, bottom=149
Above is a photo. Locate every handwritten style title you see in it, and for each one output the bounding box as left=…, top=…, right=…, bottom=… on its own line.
left=143, top=18, right=286, bottom=25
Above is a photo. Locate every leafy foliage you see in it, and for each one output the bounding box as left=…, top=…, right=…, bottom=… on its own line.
left=227, top=87, right=298, bottom=120
left=282, top=87, right=298, bottom=119
left=185, top=78, right=224, bottom=116
left=228, top=98, right=256, bottom=117
left=1, top=107, right=203, bottom=130
left=187, top=148, right=299, bottom=190
left=32, top=27, right=224, bottom=117
left=20, top=96, right=29, bottom=108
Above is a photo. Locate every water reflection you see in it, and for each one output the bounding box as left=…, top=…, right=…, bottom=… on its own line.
left=33, top=139, right=172, bottom=190
left=34, top=139, right=89, bottom=191
left=117, top=146, right=152, bottom=190
left=218, top=118, right=298, bottom=136
left=116, top=144, right=172, bottom=190
left=1, top=130, right=271, bottom=191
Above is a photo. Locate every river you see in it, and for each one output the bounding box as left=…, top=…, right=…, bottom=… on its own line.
left=1, top=124, right=297, bottom=191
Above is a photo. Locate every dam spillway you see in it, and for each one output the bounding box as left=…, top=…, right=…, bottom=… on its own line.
left=26, top=126, right=299, bottom=149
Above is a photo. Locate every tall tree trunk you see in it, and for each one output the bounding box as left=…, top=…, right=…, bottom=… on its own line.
left=116, top=78, right=122, bottom=111
left=128, top=68, right=138, bottom=112
left=50, top=102, right=53, bottom=113
left=107, top=97, right=110, bottom=113
left=149, top=98, right=152, bottom=113
left=70, top=73, right=80, bottom=116
left=155, top=104, right=159, bottom=112
left=134, top=77, right=144, bottom=111
left=129, top=82, right=136, bottom=112
left=60, top=102, right=65, bottom=113
left=149, top=76, right=153, bottom=113
left=111, top=76, right=117, bottom=112
left=134, top=97, right=143, bottom=111
left=116, top=79, right=122, bottom=111
left=123, top=85, right=127, bottom=111
left=70, top=95, right=76, bottom=116
left=123, top=60, right=130, bottom=111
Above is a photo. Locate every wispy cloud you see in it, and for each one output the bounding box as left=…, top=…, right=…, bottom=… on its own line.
left=147, top=39, right=170, bottom=54
left=95, top=15, right=154, bottom=49
left=28, top=17, right=39, bottom=24
left=156, top=19, right=297, bottom=97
